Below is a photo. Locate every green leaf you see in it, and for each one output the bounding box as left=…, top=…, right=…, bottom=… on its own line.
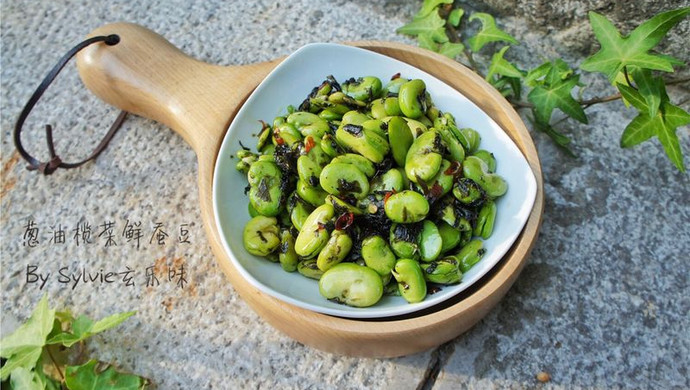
left=617, top=83, right=648, bottom=113
left=528, top=73, right=588, bottom=124
left=1, top=295, right=54, bottom=358
left=417, top=32, right=438, bottom=51
left=632, top=68, right=665, bottom=118
left=0, top=347, right=42, bottom=381
left=448, top=8, right=464, bottom=27
left=525, top=61, right=553, bottom=87
left=9, top=367, right=43, bottom=390
left=397, top=9, right=448, bottom=43
left=486, top=46, right=524, bottom=81
left=531, top=116, right=576, bottom=156
left=620, top=101, right=689, bottom=171
left=414, top=0, right=453, bottom=19
left=581, top=8, right=690, bottom=81
left=65, top=360, right=147, bottom=390
left=438, top=42, right=465, bottom=59
left=620, top=112, right=659, bottom=147
left=91, top=311, right=136, bottom=334
left=466, top=13, right=519, bottom=52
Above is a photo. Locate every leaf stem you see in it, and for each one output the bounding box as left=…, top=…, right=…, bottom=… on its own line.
left=46, top=346, right=65, bottom=382
left=623, top=66, right=636, bottom=90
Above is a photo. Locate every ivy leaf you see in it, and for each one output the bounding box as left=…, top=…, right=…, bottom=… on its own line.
left=486, top=46, right=524, bottom=81
left=581, top=8, right=690, bottom=81
left=448, top=8, right=464, bottom=27
left=0, top=295, right=54, bottom=381
left=438, top=42, right=465, bottom=59
left=65, top=360, right=147, bottom=390
left=527, top=68, right=588, bottom=124
left=620, top=95, right=689, bottom=172
left=47, top=311, right=136, bottom=348
left=466, top=13, right=519, bottom=52
left=9, top=367, right=43, bottom=390
left=397, top=9, right=449, bottom=43
left=531, top=116, right=576, bottom=156
left=632, top=68, right=665, bottom=118
left=417, top=32, right=439, bottom=51
left=414, top=0, right=453, bottom=19
left=617, top=83, right=649, bottom=113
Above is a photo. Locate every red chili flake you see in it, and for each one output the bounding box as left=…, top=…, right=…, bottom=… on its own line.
left=317, top=222, right=327, bottom=230
left=429, top=183, right=444, bottom=199
left=274, top=133, right=285, bottom=145
left=334, top=212, right=354, bottom=231
left=305, top=136, right=315, bottom=153
left=445, top=161, right=461, bottom=176
left=391, top=72, right=401, bottom=80
left=383, top=189, right=397, bottom=204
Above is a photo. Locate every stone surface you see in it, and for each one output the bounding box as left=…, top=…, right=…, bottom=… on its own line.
left=1, top=1, right=689, bottom=389
left=475, top=0, right=690, bottom=61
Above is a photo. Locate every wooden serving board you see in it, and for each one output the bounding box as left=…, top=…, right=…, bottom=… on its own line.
left=76, top=22, right=543, bottom=357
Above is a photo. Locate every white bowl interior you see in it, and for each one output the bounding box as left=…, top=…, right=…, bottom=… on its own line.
left=213, top=43, right=537, bottom=319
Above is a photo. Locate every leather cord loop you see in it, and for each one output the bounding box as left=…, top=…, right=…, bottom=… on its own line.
left=14, top=34, right=127, bottom=175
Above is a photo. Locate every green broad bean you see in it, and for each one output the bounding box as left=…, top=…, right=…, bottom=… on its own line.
left=247, top=160, right=283, bottom=217
left=273, top=123, right=303, bottom=146
left=457, top=128, right=481, bottom=153
left=295, top=203, right=334, bottom=258
left=453, top=177, right=485, bottom=206
left=261, top=143, right=275, bottom=156
left=235, top=149, right=258, bottom=174
left=462, top=156, right=507, bottom=198
left=318, top=263, right=383, bottom=307
left=243, top=216, right=281, bottom=256
left=328, top=92, right=367, bottom=108
left=389, top=223, right=420, bottom=260
left=248, top=202, right=259, bottom=218
left=319, top=108, right=342, bottom=121
left=383, top=77, right=408, bottom=96
left=362, top=119, right=387, bottom=139
left=420, top=257, right=462, bottom=284
left=438, top=221, right=461, bottom=253
left=384, top=190, right=429, bottom=223
left=297, top=154, right=322, bottom=186
left=297, top=259, right=323, bottom=280
left=320, top=163, right=370, bottom=199
left=257, top=123, right=272, bottom=152
left=370, top=97, right=402, bottom=119
left=287, top=112, right=329, bottom=139
left=472, top=150, right=496, bottom=172
left=456, top=239, right=486, bottom=273
left=335, top=122, right=390, bottom=163
left=290, top=197, right=313, bottom=231
left=436, top=196, right=472, bottom=232
left=405, top=130, right=444, bottom=183
left=392, top=259, right=427, bottom=303
left=474, top=200, right=497, bottom=239
left=434, top=116, right=465, bottom=163
left=370, top=168, right=404, bottom=193
left=331, top=153, right=376, bottom=177
left=426, top=159, right=455, bottom=198
left=296, top=178, right=328, bottom=207
left=279, top=229, right=299, bottom=272
left=361, top=235, right=397, bottom=276
left=325, top=194, right=363, bottom=215
left=341, top=110, right=371, bottom=126
left=419, top=220, right=442, bottom=262
left=342, top=76, right=383, bottom=102
left=387, top=116, right=414, bottom=167
left=320, top=133, right=340, bottom=158
left=317, top=230, right=353, bottom=271
left=398, top=79, right=427, bottom=119
left=404, top=118, right=428, bottom=137
left=273, top=116, right=286, bottom=128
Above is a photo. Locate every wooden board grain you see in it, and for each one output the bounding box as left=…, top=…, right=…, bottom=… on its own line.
left=77, top=23, right=543, bottom=357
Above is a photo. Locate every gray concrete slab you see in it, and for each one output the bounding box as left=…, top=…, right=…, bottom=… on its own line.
left=2, top=1, right=688, bottom=389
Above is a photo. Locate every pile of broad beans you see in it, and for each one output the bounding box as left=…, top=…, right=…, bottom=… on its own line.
left=234, top=74, right=507, bottom=308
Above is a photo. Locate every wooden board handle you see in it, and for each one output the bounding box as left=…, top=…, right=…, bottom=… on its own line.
left=76, top=22, right=277, bottom=153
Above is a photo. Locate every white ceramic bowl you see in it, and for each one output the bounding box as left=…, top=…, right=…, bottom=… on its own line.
left=213, top=43, right=536, bottom=319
